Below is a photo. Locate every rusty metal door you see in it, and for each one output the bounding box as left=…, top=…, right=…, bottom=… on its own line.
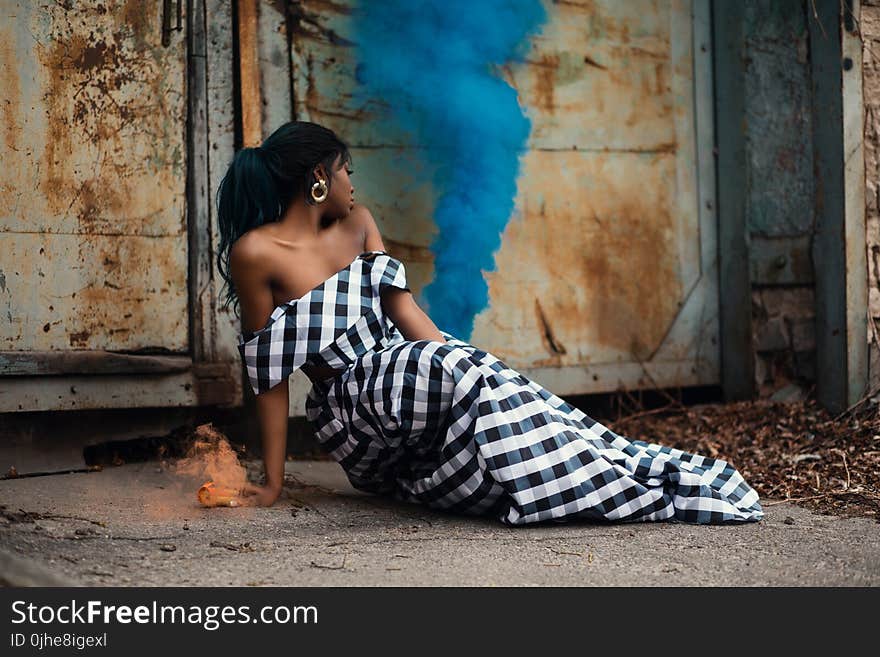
left=286, top=0, right=718, bottom=399
left=0, top=1, right=192, bottom=411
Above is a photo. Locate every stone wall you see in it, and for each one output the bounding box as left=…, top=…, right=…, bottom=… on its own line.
left=752, top=288, right=816, bottom=399
left=864, top=1, right=880, bottom=391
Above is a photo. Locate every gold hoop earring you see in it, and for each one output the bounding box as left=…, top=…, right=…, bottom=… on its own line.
left=310, top=178, right=328, bottom=203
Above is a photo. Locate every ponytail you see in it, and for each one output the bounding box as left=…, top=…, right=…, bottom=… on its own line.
left=215, top=147, right=281, bottom=314
left=214, top=121, right=353, bottom=315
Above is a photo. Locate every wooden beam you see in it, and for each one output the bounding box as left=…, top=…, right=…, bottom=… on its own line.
left=188, top=0, right=211, bottom=365
left=712, top=0, right=755, bottom=400
left=1, top=366, right=238, bottom=412
left=842, top=0, right=869, bottom=406
left=0, top=351, right=192, bottom=376
left=238, top=0, right=262, bottom=146
left=206, top=0, right=245, bottom=370
left=809, top=0, right=868, bottom=413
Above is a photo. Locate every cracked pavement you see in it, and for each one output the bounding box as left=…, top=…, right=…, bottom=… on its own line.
left=1, top=460, right=878, bottom=586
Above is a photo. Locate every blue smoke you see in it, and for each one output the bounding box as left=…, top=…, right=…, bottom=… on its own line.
left=352, top=1, right=548, bottom=341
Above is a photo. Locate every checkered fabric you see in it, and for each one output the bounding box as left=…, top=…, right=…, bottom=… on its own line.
left=238, top=250, right=764, bottom=525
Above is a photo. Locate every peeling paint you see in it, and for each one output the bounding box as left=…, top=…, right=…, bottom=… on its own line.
left=0, top=1, right=188, bottom=352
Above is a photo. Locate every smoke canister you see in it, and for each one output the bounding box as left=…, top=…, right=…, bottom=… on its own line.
left=197, top=481, right=241, bottom=507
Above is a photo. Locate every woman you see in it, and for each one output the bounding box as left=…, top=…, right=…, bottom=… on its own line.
left=217, top=120, right=764, bottom=525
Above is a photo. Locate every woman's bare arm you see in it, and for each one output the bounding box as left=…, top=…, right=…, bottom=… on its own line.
left=356, top=204, right=448, bottom=343
left=230, top=234, right=286, bottom=506
left=247, top=378, right=288, bottom=504
left=382, top=291, right=447, bottom=342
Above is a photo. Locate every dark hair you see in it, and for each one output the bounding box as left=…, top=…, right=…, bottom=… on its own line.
left=215, top=120, right=351, bottom=314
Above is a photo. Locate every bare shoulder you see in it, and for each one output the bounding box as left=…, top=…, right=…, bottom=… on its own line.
left=229, top=230, right=276, bottom=333
left=229, top=230, right=266, bottom=267
left=229, top=230, right=271, bottom=281
left=345, top=203, right=375, bottom=232
left=348, top=203, right=386, bottom=252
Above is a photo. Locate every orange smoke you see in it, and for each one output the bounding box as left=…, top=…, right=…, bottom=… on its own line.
left=173, top=423, right=247, bottom=492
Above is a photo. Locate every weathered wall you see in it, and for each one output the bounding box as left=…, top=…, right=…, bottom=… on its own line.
left=0, top=1, right=189, bottom=353
left=864, top=0, right=880, bottom=392
left=285, top=0, right=721, bottom=405
left=0, top=0, right=244, bottom=413
left=744, top=1, right=818, bottom=400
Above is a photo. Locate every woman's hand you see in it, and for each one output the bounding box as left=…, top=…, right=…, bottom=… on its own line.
left=240, top=482, right=281, bottom=507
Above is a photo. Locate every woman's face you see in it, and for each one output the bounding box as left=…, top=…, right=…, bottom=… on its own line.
left=317, top=154, right=355, bottom=218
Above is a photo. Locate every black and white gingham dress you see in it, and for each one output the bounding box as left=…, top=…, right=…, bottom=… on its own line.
left=238, top=250, right=764, bottom=525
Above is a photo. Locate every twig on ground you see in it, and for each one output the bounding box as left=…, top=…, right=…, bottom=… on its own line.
left=832, top=383, right=880, bottom=422
left=839, top=449, right=851, bottom=490
left=2, top=509, right=107, bottom=528
left=63, top=532, right=186, bottom=542
left=296, top=500, right=341, bottom=527
left=630, top=353, right=685, bottom=410
left=310, top=555, right=346, bottom=570
left=1, top=465, right=103, bottom=481
left=547, top=547, right=584, bottom=557
left=110, top=534, right=187, bottom=542
left=209, top=541, right=255, bottom=552
left=764, top=494, right=829, bottom=507
left=617, top=403, right=685, bottom=423
left=764, top=490, right=866, bottom=507
left=621, top=387, right=644, bottom=414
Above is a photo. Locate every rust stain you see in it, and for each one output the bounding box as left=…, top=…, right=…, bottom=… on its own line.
left=0, top=23, right=22, bottom=214
left=35, top=0, right=183, bottom=234
left=305, top=50, right=319, bottom=115
left=3, top=1, right=189, bottom=352
left=534, top=297, right=568, bottom=357
left=576, top=0, right=661, bottom=46
left=0, top=34, right=21, bottom=159
left=653, top=61, right=665, bottom=96
left=289, top=1, right=355, bottom=45
left=69, top=330, right=91, bottom=347
left=553, top=0, right=596, bottom=9
left=267, top=0, right=291, bottom=18
left=547, top=199, right=679, bottom=361
left=379, top=237, right=433, bottom=266
left=293, top=0, right=353, bottom=16
left=532, top=53, right=560, bottom=114
left=522, top=2, right=672, bottom=132
left=484, top=150, right=683, bottom=366
left=628, top=45, right=667, bottom=61
left=69, top=235, right=185, bottom=351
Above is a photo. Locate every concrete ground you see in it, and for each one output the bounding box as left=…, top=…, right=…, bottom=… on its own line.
left=1, top=459, right=878, bottom=586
